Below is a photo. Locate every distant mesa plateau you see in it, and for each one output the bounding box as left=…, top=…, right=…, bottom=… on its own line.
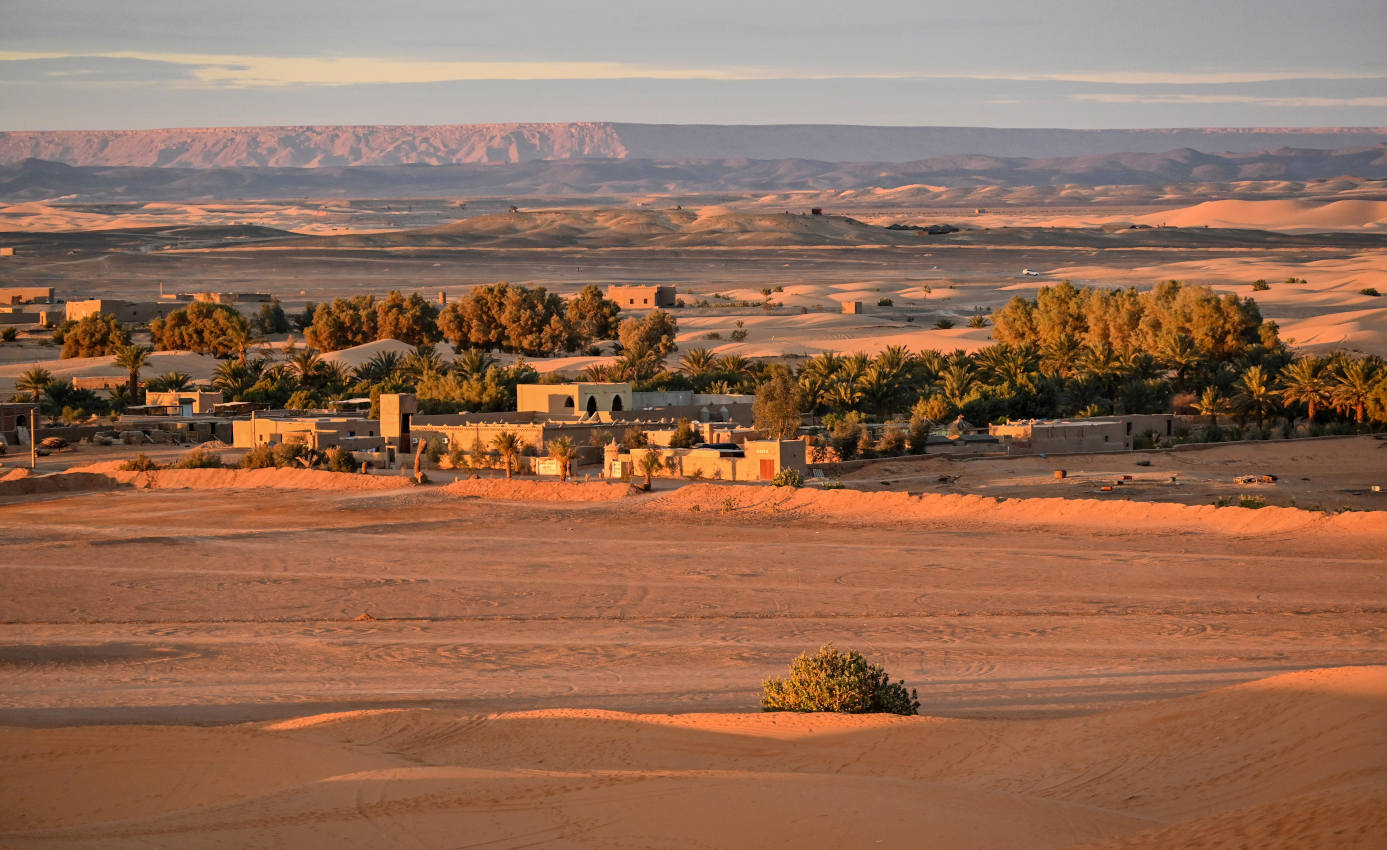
left=4, top=123, right=1387, bottom=167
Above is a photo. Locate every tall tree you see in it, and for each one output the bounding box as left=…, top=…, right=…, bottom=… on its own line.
left=546, top=436, right=577, bottom=483
left=113, top=344, right=152, bottom=398
left=16, top=365, right=52, bottom=403
left=490, top=431, right=522, bottom=479
left=753, top=368, right=805, bottom=440
left=1278, top=356, right=1331, bottom=422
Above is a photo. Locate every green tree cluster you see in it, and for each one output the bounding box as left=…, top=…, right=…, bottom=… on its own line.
left=149, top=302, right=254, bottom=357
left=61, top=314, right=130, bottom=358
left=306, top=291, right=440, bottom=350
left=437, top=283, right=619, bottom=356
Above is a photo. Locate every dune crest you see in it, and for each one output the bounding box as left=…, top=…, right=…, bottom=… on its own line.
left=3, top=666, right=1382, bottom=848
left=1137, top=198, right=1387, bottom=231
left=649, top=482, right=1387, bottom=537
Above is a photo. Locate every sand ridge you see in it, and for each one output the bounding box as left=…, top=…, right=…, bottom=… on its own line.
left=648, top=481, right=1387, bottom=537
left=1, top=666, right=1382, bottom=848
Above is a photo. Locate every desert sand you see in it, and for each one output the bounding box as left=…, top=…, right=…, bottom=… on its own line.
left=1, top=468, right=1385, bottom=847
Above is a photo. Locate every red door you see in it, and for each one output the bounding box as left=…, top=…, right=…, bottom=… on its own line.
left=760, top=459, right=776, bottom=480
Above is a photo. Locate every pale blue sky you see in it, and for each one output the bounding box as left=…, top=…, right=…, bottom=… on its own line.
left=2, top=0, right=1384, bottom=129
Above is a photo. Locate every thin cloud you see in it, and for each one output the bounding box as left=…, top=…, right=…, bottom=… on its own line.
left=1074, top=93, right=1387, bottom=107
left=2, top=51, right=1381, bottom=87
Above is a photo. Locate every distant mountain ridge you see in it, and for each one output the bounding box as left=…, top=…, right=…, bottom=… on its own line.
left=3, top=144, right=1384, bottom=202
left=2, top=123, right=1387, bottom=168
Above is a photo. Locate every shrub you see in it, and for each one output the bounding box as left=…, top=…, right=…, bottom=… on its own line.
left=729, top=329, right=749, bottom=342
left=1360, top=287, right=1381, bottom=297
left=877, top=298, right=894, bottom=307
left=819, top=479, right=844, bottom=490
left=325, top=447, right=357, bottom=473
left=933, top=318, right=955, bottom=329
left=239, top=445, right=276, bottom=469
left=0, top=327, right=17, bottom=342
left=762, top=645, right=918, bottom=715
left=771, top=467, right=804, bottom=488
left=119, top=453, right=160, bottom=472
left=1215, top=495, right=1268, bottom=509
left=1251, top=279, right=1270, bottom=291
left=172, top=448, right=223, bottom=469
left=447, top=443, right=469, bottom=471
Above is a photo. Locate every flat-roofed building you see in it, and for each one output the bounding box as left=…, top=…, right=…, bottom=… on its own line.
left=605, top=285, right=676, bottom=309
left=232, top=415, right=382, bottom=451
left=0, top=287, right=52, bottom=305
left=145, top=390, right=223, bottom=416
left=65, top=299, right=170, bottom=324
left=517, top=382, right=632, bottom=416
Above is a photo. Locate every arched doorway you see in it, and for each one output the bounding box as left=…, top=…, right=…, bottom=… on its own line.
left=611, top=395, right=624, bottom=411
left=586, top=396, right=598, bottom=415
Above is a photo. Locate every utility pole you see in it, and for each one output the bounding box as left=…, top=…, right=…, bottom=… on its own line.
left=29, top=407, right=37, bottom=469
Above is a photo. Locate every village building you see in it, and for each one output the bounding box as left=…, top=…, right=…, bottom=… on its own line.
left=231, top=415, right=383, bottom=451
left=605, top=440, right=808, bottom=483
left=989, top=414, right=1176, bottom=454
left=144, top=390, right=224, bottom=416
left=159, top=291, right=273, bottom=305
left=0, top=402, right=39, bottom=447
left=605, top=284, right=677, bottom=309
left=0, top=287, right=53, bottom=305
left=517, top=382, right=631, bottom=415
left=64, top=299, right=170, bottom=324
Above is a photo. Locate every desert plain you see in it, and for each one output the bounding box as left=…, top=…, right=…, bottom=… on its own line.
left=2, top=124, right=1387, bottom=848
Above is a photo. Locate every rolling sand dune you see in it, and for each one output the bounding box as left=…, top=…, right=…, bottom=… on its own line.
left=652, top=482, right=1387, bottom=537
left=1, top=464, right=1384, bottom=846
left=305, top=208, right=913, bottom=249
left=1135, top=199, right=1387, bottom=232
left=1, top=667, right=1382, bottom=848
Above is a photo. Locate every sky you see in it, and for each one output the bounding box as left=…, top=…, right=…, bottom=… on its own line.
left=2, top=0, right=1385, bottom=130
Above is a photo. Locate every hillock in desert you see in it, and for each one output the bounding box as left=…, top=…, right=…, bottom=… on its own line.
left=1, top=123, right=1385, bottom=849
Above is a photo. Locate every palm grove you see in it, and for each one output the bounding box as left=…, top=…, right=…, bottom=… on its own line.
left=12, top=281, right=1387, bottom=451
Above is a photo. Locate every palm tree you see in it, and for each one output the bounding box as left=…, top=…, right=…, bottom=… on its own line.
left=1079, top=342, right=1122, bottom=393
left=288, top=349, right=325, bottom=387
left=220, top=324, right=264, bottom=362
left=1233, top=365, right=1278, bottom=429
left=856, top=360, right=906, bottom=419
left=1332, top=357, right=1382, bottom=424
left=1192, top=386, right=1230, bottom=427
left=355, top=350, right=403, bottom=386
left=637, top=450, right=664, bottom=491
left=580, top=362, right=618, bottom=383
left=146, top=371, right=192, bottom=393
left=546, top=436, right=577, bottom=482
left=453, top=348, right=497, bottom=377
left=802, top=352, right=845, bottom=383
left=212, top=358, right=265, bottom=401
left=716, top=353, right=754, bottom=380
left=319, top=362, right=353, bottom=397
left=939, top=362, right=976, bottom=409
left=491, top=431, right=521, bottom=479
left=16, top=365, right=52, bottom=403
left=678, top=347, right=718, bottom=379
left=114, top=344, right=152, bottom=398
left=1278, top=356, right=1330, bottom=422
left=616, top=345, right=660, bottom=382
left=403, top=345, right=446, bottom=380
left=1158, top=333, right=1204, bottom=391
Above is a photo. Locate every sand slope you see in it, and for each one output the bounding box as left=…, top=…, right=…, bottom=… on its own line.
left=1136, top=199, right=1387, bottom=232
left=1, top=666, right=1381, bottom=849
left=651, top=483, right=1387, bottom=537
